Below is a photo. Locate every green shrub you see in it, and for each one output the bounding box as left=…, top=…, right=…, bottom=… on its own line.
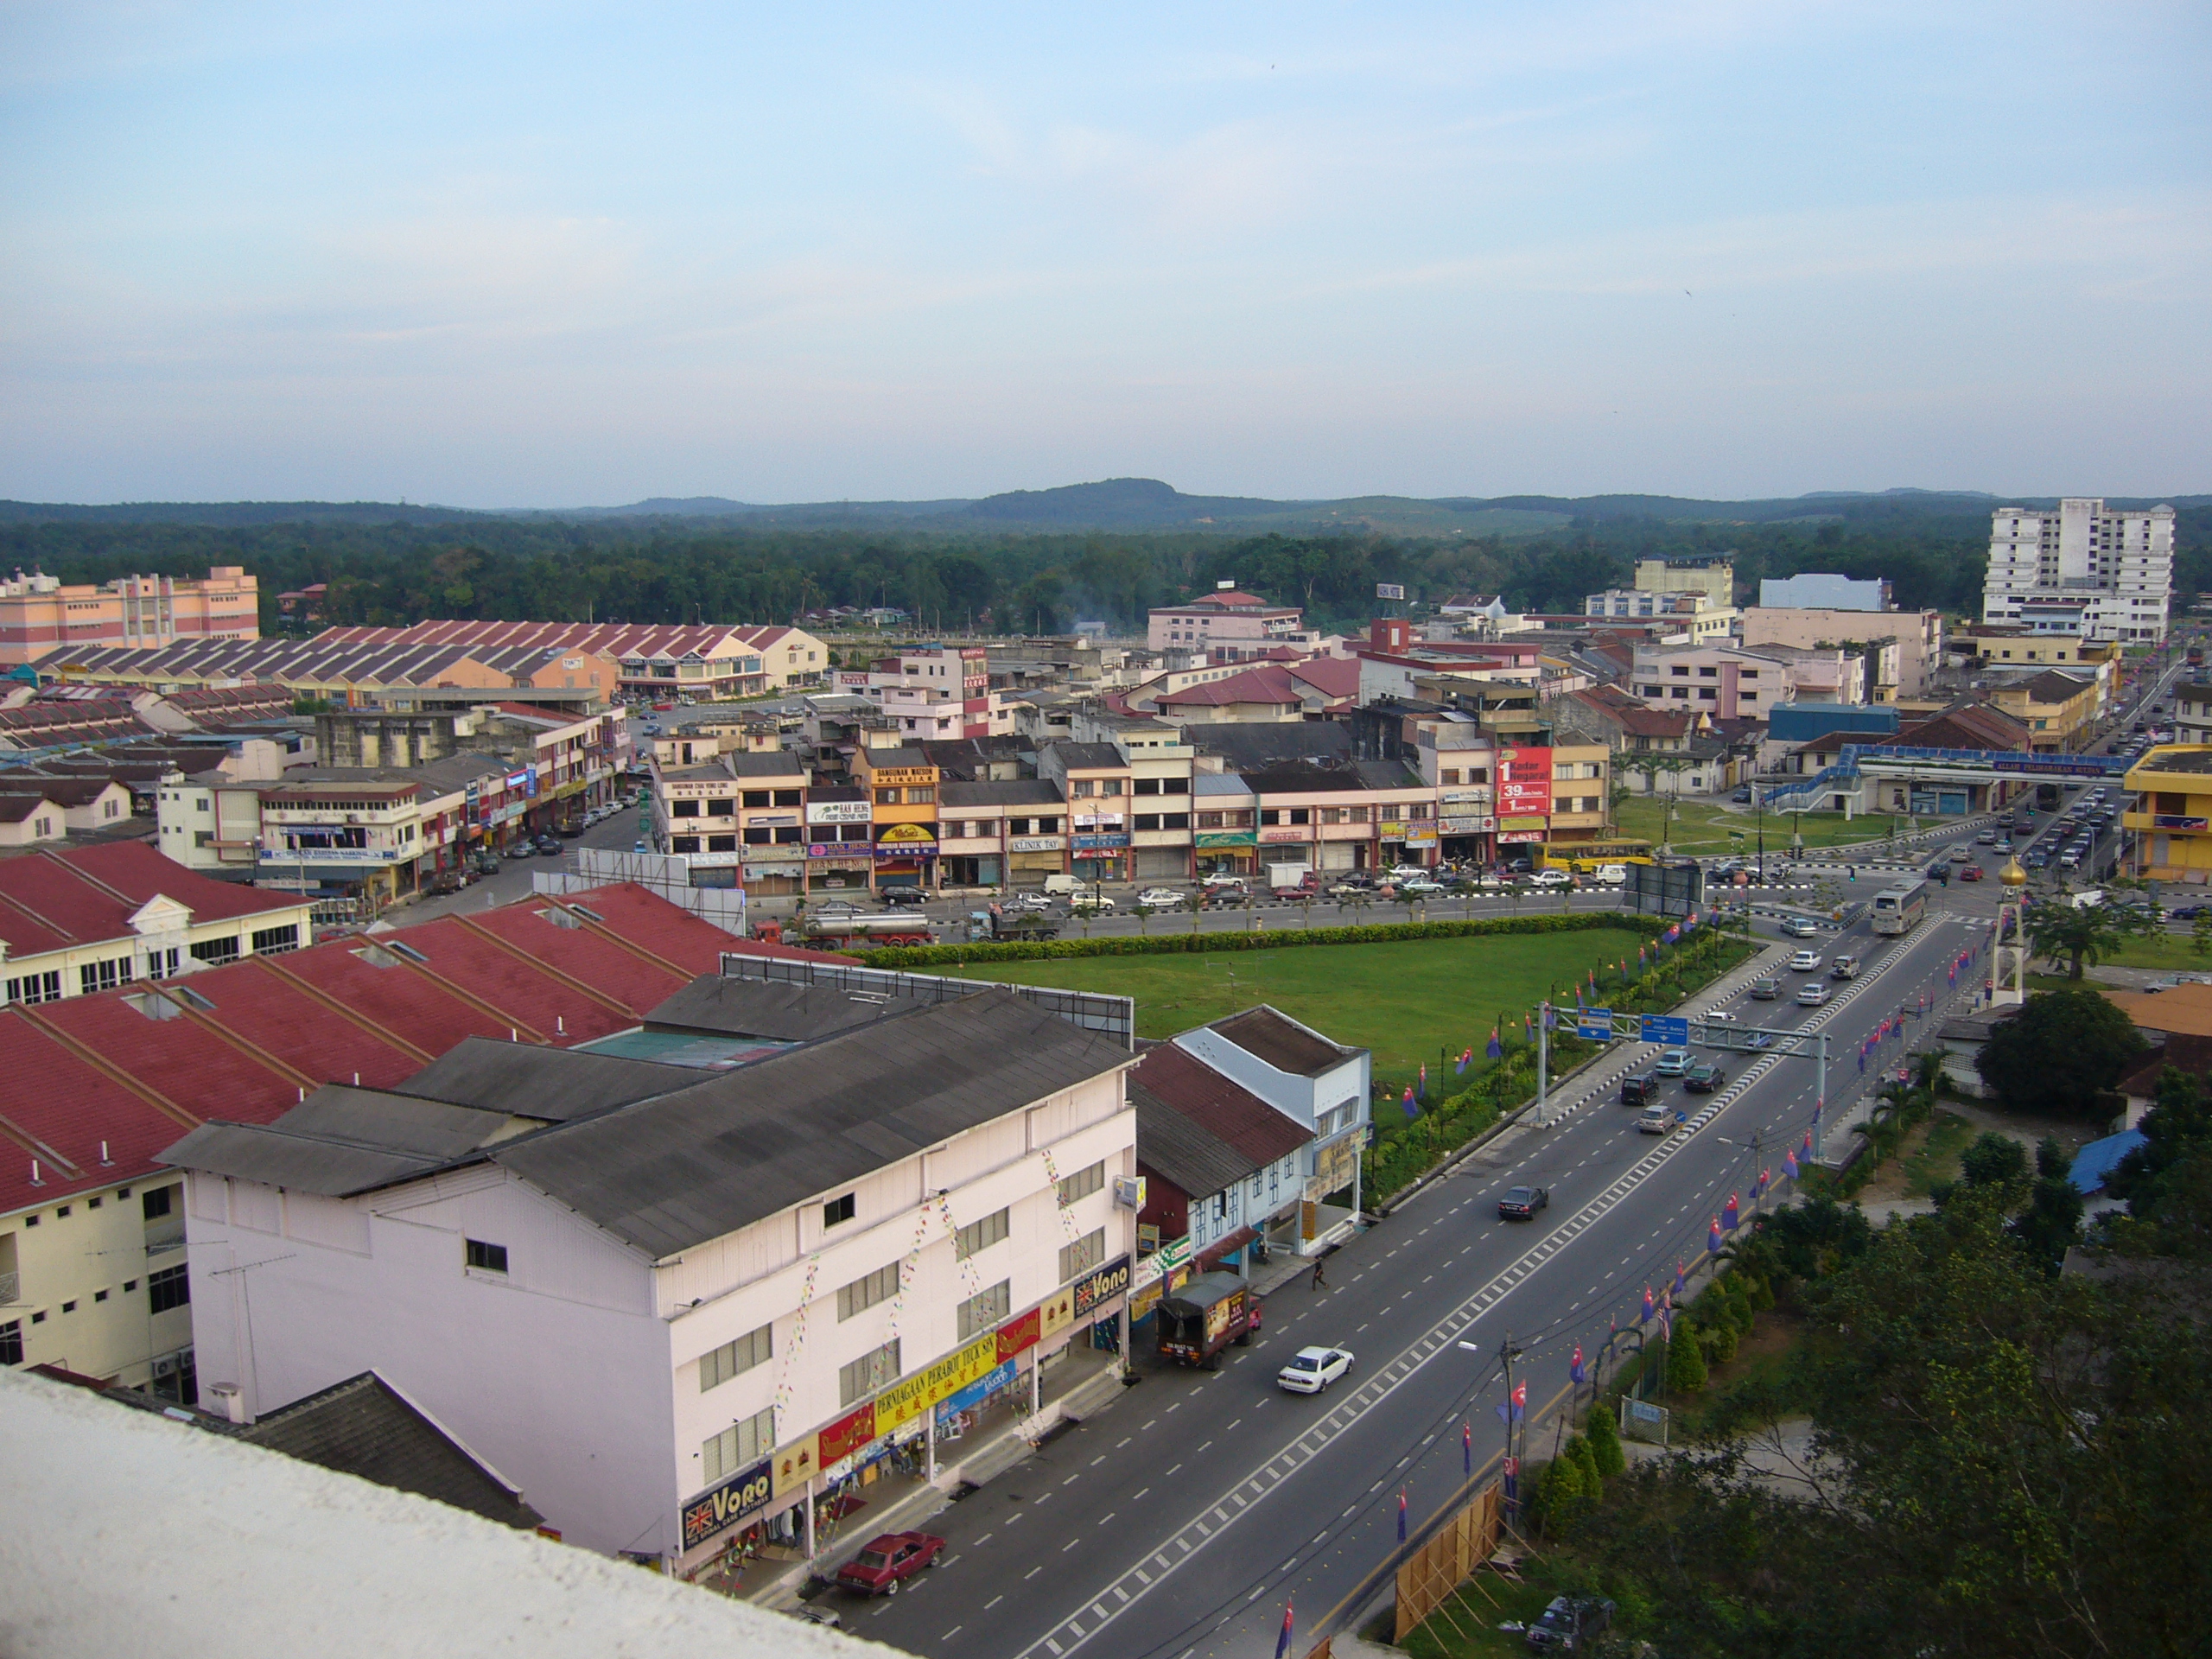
left=864, top=911, right=1669, bottom=969
left=1701, top=1317, right=1738, bottom=1365
left=1567, top=1432, right=1602, bottom=1492
left=1667, top=1328, right=1709, bottom=1393
left=1585, top=1400, right=1627, bottom=1478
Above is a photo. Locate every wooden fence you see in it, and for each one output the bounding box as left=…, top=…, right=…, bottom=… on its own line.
left=1394, top=1483, right=1503, bottom=1642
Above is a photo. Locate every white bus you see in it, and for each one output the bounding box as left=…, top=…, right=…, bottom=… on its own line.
left=1871, top=879, right=1929, bottom=936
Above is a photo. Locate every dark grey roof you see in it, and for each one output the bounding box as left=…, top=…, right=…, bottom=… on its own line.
left=864, top=746, right=931, bottom=767
left=809, top=783, right=867, bottom=801
left=409, top=753, right=510, bottom=792
left=1043, top=741, right=1126, bottom=770
left=727, top=751, right=807, bottom=778
left=1210, top=1007, right=1356, bottom=1077
left=940, top=779, right=1064, bottom=808
left=1238, top=761, right=1368, bottom=794
left=1354, top=759, right=1426, bottom=791
left=1132, top=1083, right=1261, bottom=1198
left=159, top=1121, right=448, bottom=1196
left=277, top=1084, right=525, bottom=1156
left=1187, top=722, right=1351, bottom=771
left=644, top=975, right=928, bottom=1042
left=238, top=1372, right=543, bottom=1529
left=491, top=988, right=1132, bottom=1258
left=393, top=1037, right=699, bottom=1120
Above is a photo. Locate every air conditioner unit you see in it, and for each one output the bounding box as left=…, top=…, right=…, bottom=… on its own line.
left=1113, top=1175, right=1146, bottom=1210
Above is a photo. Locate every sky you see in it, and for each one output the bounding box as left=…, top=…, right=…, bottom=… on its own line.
left=2, top=2, right=2208, bottom=508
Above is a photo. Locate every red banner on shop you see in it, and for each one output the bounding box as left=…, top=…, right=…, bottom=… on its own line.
left=817, top=1402, right=876, bottom=1466
left=996, top=1306, right=1042, bottom=1363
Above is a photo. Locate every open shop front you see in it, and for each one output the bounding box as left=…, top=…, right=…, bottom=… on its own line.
left=873, top=822, right=938, bottom=890
left=680, top=1262, right=1134, bottom=1585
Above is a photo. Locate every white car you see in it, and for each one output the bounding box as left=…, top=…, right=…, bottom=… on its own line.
left=1788, top=949, right=1823, bottom=971
left=1702, top=1009, right=1738, bottom=1024
left=1797, top=982, right=1832, bottom=1007
left=1134, top=888, right=1185, bottom=909
left=1277, top=1345, right=1354, bottom=1394
left=1202, top=871, right=1248, bottom=888
left=1529, top=869, right=1572, bottom=887
left=1005, top=891, right=1055, bottom=912
left=1592, top=863, right=1629, bottom=885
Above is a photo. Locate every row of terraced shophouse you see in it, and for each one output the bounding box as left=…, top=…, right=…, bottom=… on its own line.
left=650, top=701, right=1614, bottom=896
left=1, top=841, right=1371, bottom=1580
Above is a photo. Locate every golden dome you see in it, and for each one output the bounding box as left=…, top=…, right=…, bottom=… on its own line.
left=1999, top=857, right=2028, bottom=887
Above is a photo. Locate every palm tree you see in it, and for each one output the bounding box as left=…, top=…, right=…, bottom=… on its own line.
left=1133, top=903, right=1154, bottom=939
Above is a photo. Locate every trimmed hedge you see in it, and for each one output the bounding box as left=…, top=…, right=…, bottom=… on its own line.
left=862, top=911, right=1668, bottom=969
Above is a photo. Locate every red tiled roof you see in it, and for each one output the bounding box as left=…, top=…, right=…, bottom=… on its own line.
left=0, top=880, right=776, bottom=1217
left=0, top=842, right=302, bottom=960
left=1287, top=657, right=1361, bottom=700
left=1156, top=664, right=1344, bottom=710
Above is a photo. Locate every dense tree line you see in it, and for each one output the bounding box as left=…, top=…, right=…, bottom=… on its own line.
left=3, top=505, right=2204, bottom=636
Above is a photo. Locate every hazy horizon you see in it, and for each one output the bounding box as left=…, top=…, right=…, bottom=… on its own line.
left=4, top=4, right=2208, bottom=509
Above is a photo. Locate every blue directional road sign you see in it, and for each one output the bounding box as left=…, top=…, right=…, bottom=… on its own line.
left=1577, top=1008, right=1613, bottom=1041
left=1642, top=1015, right=1690, bottom=1046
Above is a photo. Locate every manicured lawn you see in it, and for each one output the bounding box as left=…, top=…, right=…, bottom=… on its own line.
left=2061, top=931, right=2212, bottom=972
left=950, top=930, right=1650, bottom=1090
left=1613, top=798, right=1904, bottom=854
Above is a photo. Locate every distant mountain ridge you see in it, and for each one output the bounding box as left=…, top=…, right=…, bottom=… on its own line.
left=2, top=481, right=2202, bottom=536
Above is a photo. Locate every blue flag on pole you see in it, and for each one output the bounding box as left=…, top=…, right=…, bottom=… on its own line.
left=1402, top=1086, right=1419, bottom=1121
left=1275, top=1602, right=1294, bottom=1659
left=1397, top=1490, right=1408, bottom=1542
left=1486, top=1027, right=1503, bottom=1060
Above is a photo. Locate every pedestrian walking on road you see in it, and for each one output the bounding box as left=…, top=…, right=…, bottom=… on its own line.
left=1312, top=1259, right=1327, bottom=1291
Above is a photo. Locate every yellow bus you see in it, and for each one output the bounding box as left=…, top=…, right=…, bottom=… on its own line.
left=1537, top=838, right=1656, bottom=875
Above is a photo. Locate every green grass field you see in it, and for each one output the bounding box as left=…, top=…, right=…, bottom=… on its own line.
left=950, top=930, right=1650, bottom=1089
left=1613, top=797, right=1912, bottom=854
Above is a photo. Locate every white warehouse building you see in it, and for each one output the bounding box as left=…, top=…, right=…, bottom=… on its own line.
left=161, top=969, right=1141, bottom=1570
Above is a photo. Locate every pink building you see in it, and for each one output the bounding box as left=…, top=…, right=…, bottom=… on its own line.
left=1147, top=583, right=1304, bottom=658
left=0, top=566, right=259, bottom=666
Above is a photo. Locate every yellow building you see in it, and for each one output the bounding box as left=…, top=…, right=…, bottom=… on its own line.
left=853, top=744, right=939, bottom=892
left=2124, top=746, right=2212, bottom=881
left=1988, top=670, right=2101, bottom=753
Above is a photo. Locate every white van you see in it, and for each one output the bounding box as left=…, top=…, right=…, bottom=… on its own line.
left=1593, top=863, right=1629, bottom=885
left=1042, top=874, right=1084, bottom=896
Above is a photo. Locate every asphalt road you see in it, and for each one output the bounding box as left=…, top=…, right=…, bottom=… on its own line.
left=836, top=822, right=2022, bottom=1659
left=387, top=804, right=650, bottom=928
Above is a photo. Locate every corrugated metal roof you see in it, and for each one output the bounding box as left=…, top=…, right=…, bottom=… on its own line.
left=1209, top=1007, right=1355, bottom=1077
left=394, top=1038, right=698, bottom=1120
left=1132, top=1084, right=1258, bottom=1199
left=643, top=976, right=928, bottom=1042
left=491, top=988, right=1132, bottom=1258
left=160, top=1121, right=446, bottom=1196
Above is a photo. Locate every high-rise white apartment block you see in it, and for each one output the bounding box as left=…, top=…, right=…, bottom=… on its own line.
left=1982, top=499, right=2176, bottom=643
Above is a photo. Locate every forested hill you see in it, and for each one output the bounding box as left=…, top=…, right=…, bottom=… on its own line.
left=0, top=490, right=2204, bottom=639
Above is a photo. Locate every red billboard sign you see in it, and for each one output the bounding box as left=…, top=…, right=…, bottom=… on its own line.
left=1497, top=747, right=1554, bottom=817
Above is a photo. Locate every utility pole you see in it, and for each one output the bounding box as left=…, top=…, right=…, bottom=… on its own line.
left=1535, top=1001, right=1550, bottom=1125
left=1814, top=1031, right=1828, bottom=1162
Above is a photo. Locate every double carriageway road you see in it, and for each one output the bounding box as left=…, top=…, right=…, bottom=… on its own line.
left=855, top=899, right=1994, bottom=1659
